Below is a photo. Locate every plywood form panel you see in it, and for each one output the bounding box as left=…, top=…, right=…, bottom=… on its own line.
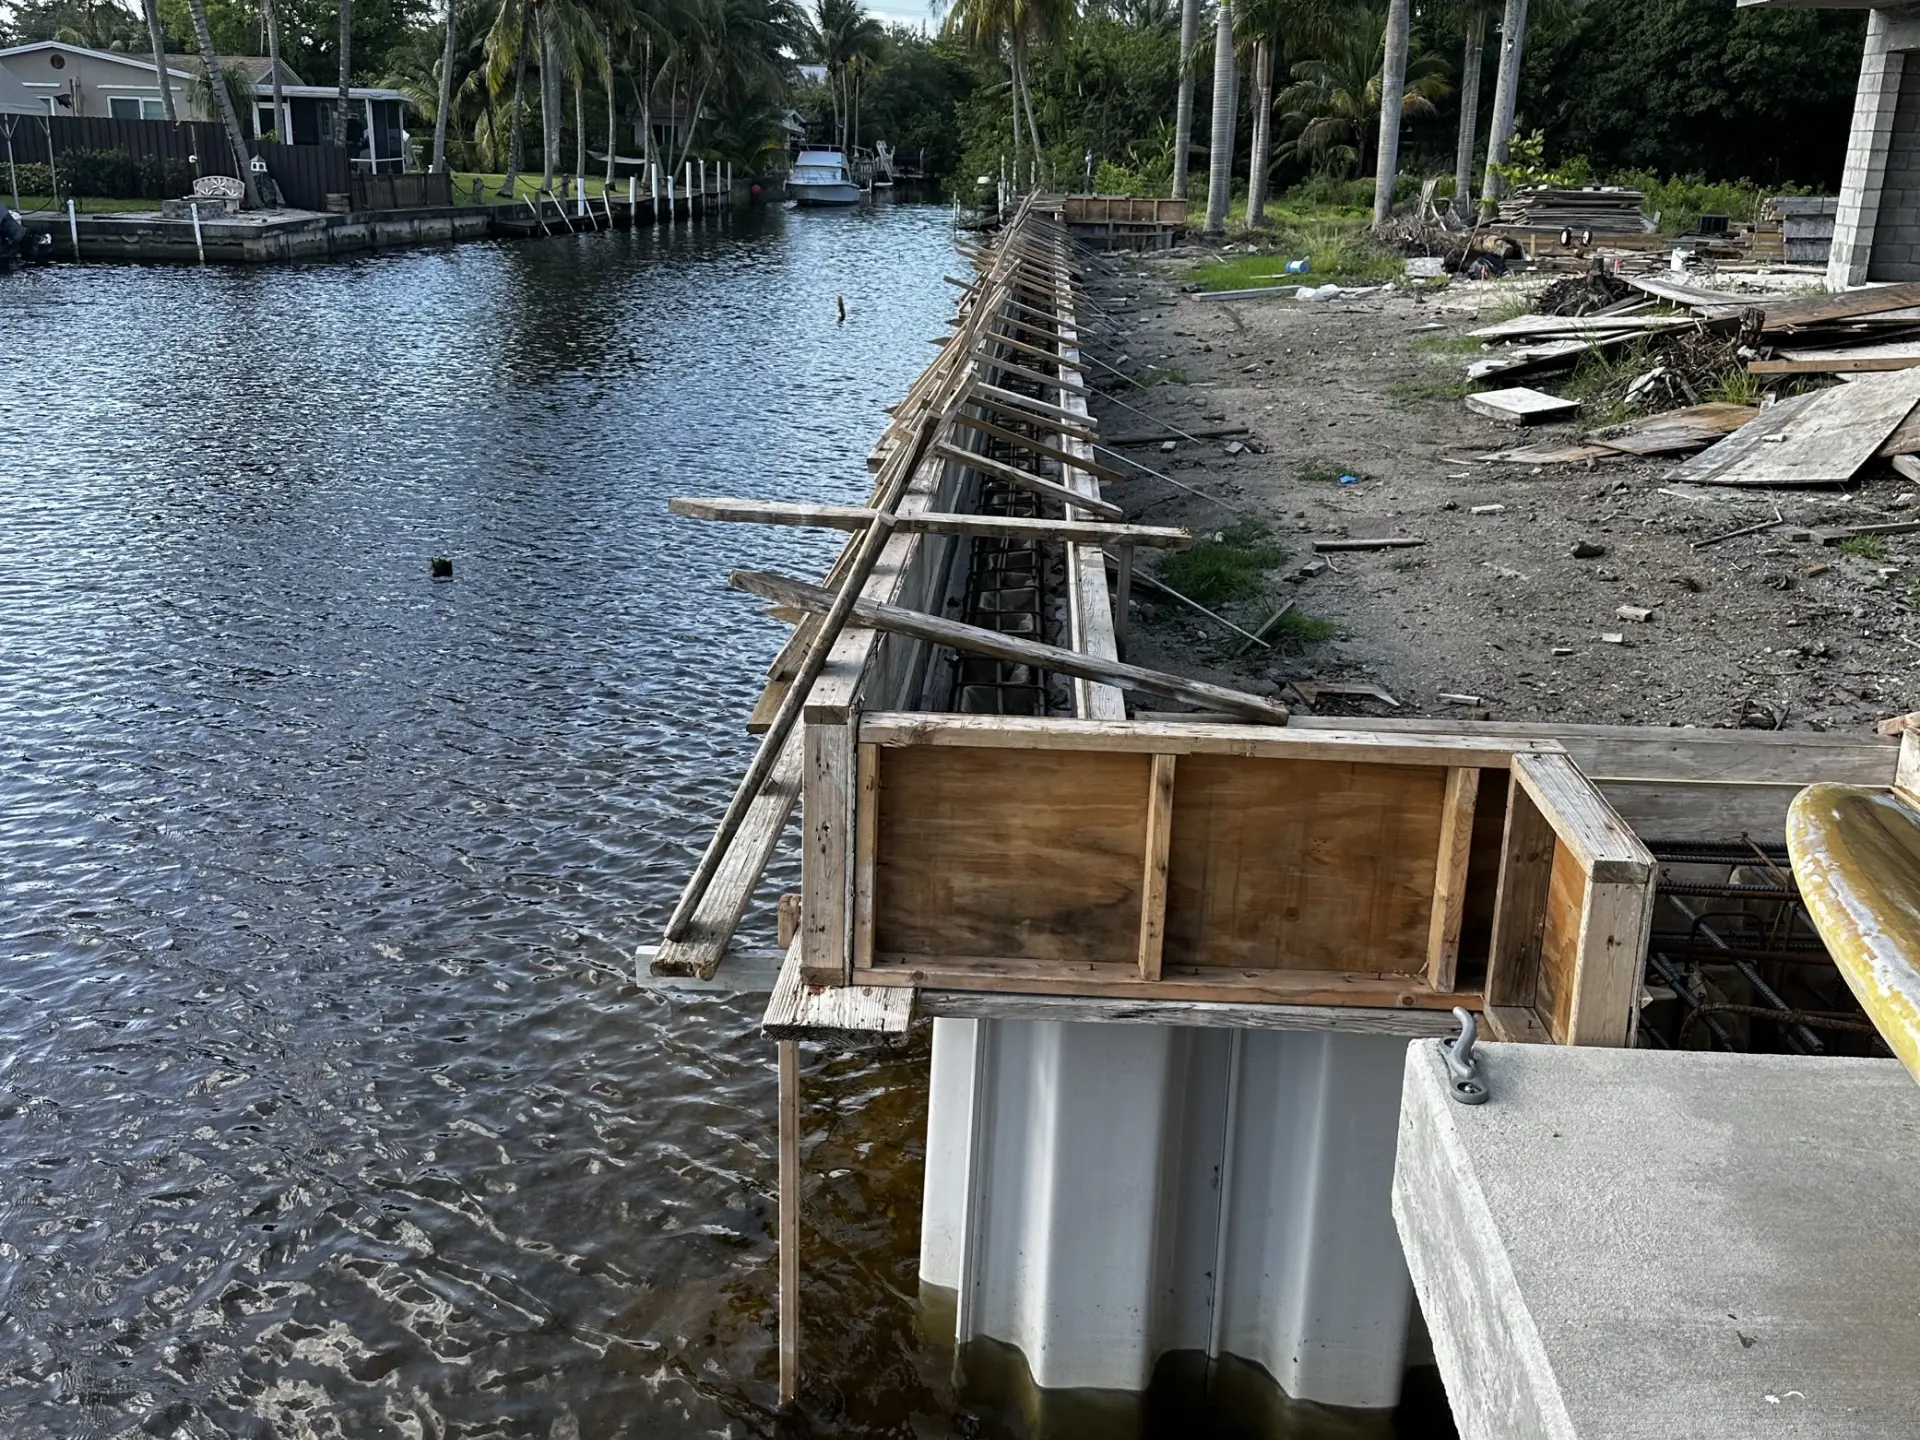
left=1162, top=755, right=1447, bottom=974
left=870, top=745, right=1152, bottom=963
left=1534, top=840, right=1588, bottom=1044
left=1454, top=766, right=1511, bottom=991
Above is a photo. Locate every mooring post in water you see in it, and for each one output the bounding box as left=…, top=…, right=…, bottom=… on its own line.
left=189, top=201, right=205, bottom=265
left=650, top=161, right=661, bottom=220
left=698, top=160, right=706, bottom=209
left=666, top=170, right=675, bottom=219
left=778, top=1037, right=800, bottom=1405
left=684, top=162, right=693, bottom=216
left=66, top=198, right=78, bottom=260
left=628, top=175, right=636, bottom=222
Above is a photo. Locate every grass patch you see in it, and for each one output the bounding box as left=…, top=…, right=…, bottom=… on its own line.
left=1411, top=333, right=1487, bottom=357
left=1561, top=341, right=1656, bottom=427
left=1273, top=611, right=1338, bottom=643
left=1140, top=364, right=1193, bottom=386
left=1156, top=521, right=1285, bottom=606
left=1708, top=367, right=1766, bottom=407
left=1189, top=214, right=1402, bottom=290
left=1388, top=373, right=1476, bottom=406
left=1294, top=458, right=1364, bottom=484
left=1839, top=535, right=1889, bottom=562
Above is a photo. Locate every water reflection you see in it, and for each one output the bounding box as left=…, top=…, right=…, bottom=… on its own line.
left=0, top=203, right=957, bottom=1438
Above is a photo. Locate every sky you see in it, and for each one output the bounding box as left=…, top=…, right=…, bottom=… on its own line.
left=867, top=1, right=941, bottom=35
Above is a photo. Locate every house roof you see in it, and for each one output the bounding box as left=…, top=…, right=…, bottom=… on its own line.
left=165, top=53, right=304, bottom=87
left=0, top=39, right=197, bottom=79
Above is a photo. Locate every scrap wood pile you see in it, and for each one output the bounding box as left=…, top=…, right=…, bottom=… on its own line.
left=1492, top=186, right=1655, bottom=235
left=1466, top=276, right=1920, bottom=488
left=645, top=196, right=1290, bottom=986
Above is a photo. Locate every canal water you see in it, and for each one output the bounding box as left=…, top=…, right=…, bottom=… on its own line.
left=0, top=203, right=953, bottom=1439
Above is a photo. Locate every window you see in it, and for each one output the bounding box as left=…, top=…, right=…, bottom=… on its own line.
left=109, top=97, right=167, bottom=120
left=257, top=104, right=278, bottom=138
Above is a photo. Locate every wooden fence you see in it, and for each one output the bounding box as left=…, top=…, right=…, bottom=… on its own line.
left=3, top=115, right=237, bottom=175
left=259, top=140, right=349, bottom=212
left=350, top=170, right=451, bottom=212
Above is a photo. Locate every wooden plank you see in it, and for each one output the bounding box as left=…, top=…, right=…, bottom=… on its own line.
left=1758, top=279, right=1920, bottom=333
left=1482, top=1004, right=1553, bottom=1044
left=1664, top=388, right=1824, bottom=485
left=1749, top=355, right=1920, bottom=375
left=1484, top=772, right=1558, bottom=1014
left=1511, top=750, right=1654, bottom=884
left=857, top=956, right=1476, bottom=1010
left=1426, top=767, right=1480, bottom=992
left=971, top=381, right=1101, bottom=435
left=668, top=497, right=1193, bottom=548
left=1534, top=839, right=1588, bottom=1042
left=1467, top=340, right=1604, bottom=383
left=1313, top=536, right=1425, bottom=552
left=931, top=441, right=1125, bottom=519
left=631, top=944, right=786, bottom=993
left=1469, top=313, right=1696, bottom=340
left=1565, top=877, right=1655, bottom=1047
left=650, top=732, right=803, bottom=978
left=1138, top=754, right=1176, bottom=980
left=777, top=1036, right=799, bottom=1405
left=1466, top=387, right=1583, bottom=426
left=918, top=990, right=1461, bottom=1036
left=973, top=348, right=1094, bottom=397
left=1876, top=403, right=1920, bottom=459
left=731, top=570, right=1293, bottom=725
left=1618, top=274, right=1747, bottom=313
left=949, top=411, right=1132, bottom=484
left=801, top=720, right=855, bottom=986
left=859, top=713, right=1555, bottom=770
left=1674, top=370, right=1920, bottom=487
left=1163, top=753, right=1448, bottom=975
left=851, top=743, right=878, bottom=972
left=763, top=936, right=916, bottom=1041
left=1592, top=402, right=1757, bottom=456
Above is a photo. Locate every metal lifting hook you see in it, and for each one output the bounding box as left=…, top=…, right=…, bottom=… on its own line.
left=1445, top=1007, right=1489, bottom=1106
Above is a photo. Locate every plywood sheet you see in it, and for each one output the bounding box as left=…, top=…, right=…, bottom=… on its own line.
left=1535, top=840, right=1587, bottom=1043
left=1162, top=754, right=1447, bottom=974
left=870, top=745, right=1151, bottom=963
left=1672, top=370, right=1920, bottom=487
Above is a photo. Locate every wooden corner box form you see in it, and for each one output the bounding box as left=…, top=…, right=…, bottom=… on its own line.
left=798, top=716, right=1653, bottom=1040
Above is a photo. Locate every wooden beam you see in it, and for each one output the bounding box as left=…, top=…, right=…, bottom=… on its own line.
left=917, top=989, right=1461, bottom=1036
left=859, top=712, right=1558, bottom=770
left=949, top=411, right=1131, bottom=484
left=777, top=1035, right=800, bottom=1405
left=1483, top=772, right=1558, bottom=1030
left=855, top=958, right=1476, bottom=1010
left=650, top=731, right=803, bottom=979
left=1749, top=355, right=1920, bottom=376
left=730, top=570, right=1293, bottom=725
left=1425, top=766, right=1479, bottom=992
left=971, top=381, right=1101, bottom=435
left=669, top=496, right=1190, bottom=548
left=932, top=441, right=1125, bottom=520
left=852, top=742, right=878, bottom=972
left=1138, top=754, right=1176, bottom=980
left=973, top=348, right=1094, bottom=397
left=802, top=720, right=855, bottom=985
left=763, top=935, right=916, bottom=1041
left=1511, top=751, right=1654, bottom=884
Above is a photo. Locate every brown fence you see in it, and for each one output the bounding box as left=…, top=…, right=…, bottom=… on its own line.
left=259, top=140, right=350, bottom=212
left=4, top=115, right=238, bottom=175
left=350, top=170, right=452, bottom=212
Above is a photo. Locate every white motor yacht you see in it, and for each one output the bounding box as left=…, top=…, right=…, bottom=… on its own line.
left=785, top=149, right=861, bottom=206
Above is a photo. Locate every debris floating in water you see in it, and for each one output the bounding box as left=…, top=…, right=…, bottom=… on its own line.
left=430, top=556, right=453, bottom=581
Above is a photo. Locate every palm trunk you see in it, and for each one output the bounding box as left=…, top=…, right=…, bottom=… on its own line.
left=143, top=0, right=177, bottom=121
left=1481, top=0, right=1528, bottom=208
left=265, top=0, right=285, bottom=140
left=1203, top=0, right=1234, bottom=233
left=1245, top=38, right=1272, bottom=225
left=431, top=0, right=456, bottom=170
left=1372, top=0, right=1411, bottom=226
left=1452, top=8, right=1485, bottom=216
left=186, top=0, right=260, bottom=205
left=1170, top=0, right=1198, bottom=198
left=573, top=71, right=585, bottom=193
left=1018, top=48, right=1042, bottom=176
left=603, top=46, right=616, bottom=186
left=335, top=0, right=352, bottom=147
left=1008, top=58, right=1020, bottom=185
left=500, top=0, right=530, bottom=193
left=538, top=7, right=558, bottom=191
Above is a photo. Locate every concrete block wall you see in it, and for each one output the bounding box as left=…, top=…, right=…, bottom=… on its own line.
left=1871, top=62, right=1920, bottom=281
left=1830, top=10, right=1905, bottom=290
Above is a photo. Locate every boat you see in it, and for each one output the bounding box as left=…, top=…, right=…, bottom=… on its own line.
left=785, top=149, right=861, bottom=207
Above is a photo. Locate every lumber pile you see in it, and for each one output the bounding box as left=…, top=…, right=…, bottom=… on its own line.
left=1493, top=186, right=1654, bottom=234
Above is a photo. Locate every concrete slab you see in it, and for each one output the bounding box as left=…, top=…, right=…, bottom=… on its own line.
left=1393, top=1040, right=1920, bottom=1440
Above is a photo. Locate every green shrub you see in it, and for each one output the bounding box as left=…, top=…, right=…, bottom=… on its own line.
left=58, top=148, right=140, bottom=198
left=1156, top=522, right=1285, bottom=607
left=10, top=162, right=54, bottom=196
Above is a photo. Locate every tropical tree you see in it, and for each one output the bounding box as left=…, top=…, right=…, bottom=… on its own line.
left=1168, top=0, right=1195, bottom=198
left=1274, top=6, right=1449, bottom=178
left=183, top=0, right=261, bottom=204
left=141, top=0, right=178, bottom=122
left=431, top=0, right=457, bottom=167
left=810, top=0, right=882, bottom=154
left=943, top=0, right=1072, bottom=188
left=264, top=0, right=286, bottom=142
left=337, top=0, right=353, bottom=148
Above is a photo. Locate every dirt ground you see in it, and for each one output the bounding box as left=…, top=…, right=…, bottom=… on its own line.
left=1086, top=252, right=1920, bottom=733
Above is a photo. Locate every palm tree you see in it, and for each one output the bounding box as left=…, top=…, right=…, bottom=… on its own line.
left=1479, top=0, right=1525, bottom=206
left=811, top=0, right=882, bottom=155
left=944, top=0, right=1070, bottom=189
left=1235, top=0, right=1345, bottom=225
left=1373, top=0, right=1410, bottom=224
left=184, top=0, right=260, bottom=205
left=1276, top=10, right=1449, bottom=179
left=1450, top=0, right=1491, bottom=215
left=264, top=0, right=286, bottom=142
left=432, top=0, right=459, bottom=169
left=488, top=0, right=535, bottom=192
left=1168, top=0, right=1197, bottom=199
left=1202, top=0, right=1232, bottom=232
left=141, top=0, right=177, bottom=122
left=337, top=0, right=353, bottom=149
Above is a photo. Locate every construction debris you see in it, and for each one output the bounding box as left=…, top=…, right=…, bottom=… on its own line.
left=1467, top=388, right=1583, bottom=426
left=1492, top=186, right=1655, bottom=234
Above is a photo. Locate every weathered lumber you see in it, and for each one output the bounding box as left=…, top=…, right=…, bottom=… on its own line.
left=669, top=496, right=1191, bottom=548
left=972, top=347, right=1094, bottom=397
left=1313, top=536, right=1426, bottom=552
left=916, top=990, right=1461, bottom=1035
left=971, top=380, right=1101, bottom=434
left=1749, top=354, right=1920, bottom=376
left=932, top=441, right=1125, bottom=519
left=777, top=1036, right=800, bottom=1403
left=1758, top=280, right=1920, bottom=334
left=1592, top=402, right=1756, bottom=456
left=730, top=570, right=1293, bottom=724
left=763, top=937, right=915, bottom=1041
left=1466, top=388, right=1583, bottom=426
left=1469, top=313, right=1696, bottom=340
left=1671, top=370, right=1920, bottom=487
left=948, top=411, right=1132, bottom=483
left=649, top=732, right=803, bottom=979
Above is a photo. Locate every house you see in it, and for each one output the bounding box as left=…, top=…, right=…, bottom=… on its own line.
left=0, top=41, right=413, bottom=170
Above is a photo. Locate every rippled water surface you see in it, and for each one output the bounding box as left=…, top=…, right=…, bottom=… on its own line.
left=0, top=203, right=957, bottom=1438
